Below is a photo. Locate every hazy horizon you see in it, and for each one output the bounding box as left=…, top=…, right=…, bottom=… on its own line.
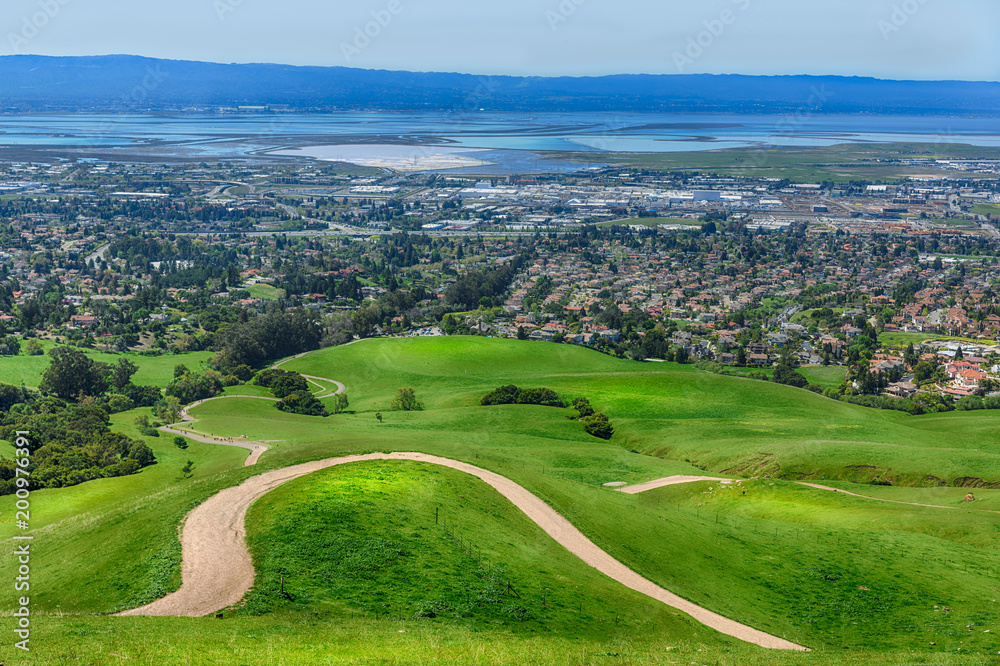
left=7, top=52, right=1000, bottom=85
left=3, top=0, right=998, bottom=82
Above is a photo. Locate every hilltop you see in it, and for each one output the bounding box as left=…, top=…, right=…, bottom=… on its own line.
left=2, top=55, right=1000, bottom=115
left=2, top=337, right=999, bottom=664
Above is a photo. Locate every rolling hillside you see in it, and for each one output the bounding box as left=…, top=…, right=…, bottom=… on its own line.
left=3, top=337, right=998, bottom=665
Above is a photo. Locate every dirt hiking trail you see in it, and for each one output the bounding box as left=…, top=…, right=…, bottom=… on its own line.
left=117, top=452, right=807, bottom=651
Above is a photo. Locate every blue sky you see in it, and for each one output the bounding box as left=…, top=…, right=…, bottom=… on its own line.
left=3, top=0, right=998, bottom=80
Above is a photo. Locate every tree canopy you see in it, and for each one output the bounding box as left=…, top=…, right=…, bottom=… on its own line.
left=39, top=347, right=111, bottom=400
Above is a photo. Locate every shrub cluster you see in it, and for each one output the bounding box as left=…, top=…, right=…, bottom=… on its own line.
left=572, top=398, right=614, bottom=440
left=0, top=393, right=156, bottom=493
left=277, top=391, right=328, bottom=417
left=255, top=368, right=310, bottom=398
left=0, top=336, right=21, bottom=356
left=166, top=367, right=224, bottom=404
left=581, top=413, right=614, bottom=440
left=391, top=387, right=424, bottom=411
left=216, top=309, right=323, bottom=373
left=481, top=385, right=564, bottom=408
left=838, top=392, right=999, bottom=416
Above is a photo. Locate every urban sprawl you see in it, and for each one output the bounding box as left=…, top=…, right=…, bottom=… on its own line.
left=3, top=158, right=1000, bottom=417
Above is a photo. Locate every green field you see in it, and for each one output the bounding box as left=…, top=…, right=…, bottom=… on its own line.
left=790, top=308, right=847, bottom=326
left=551, top=142, right=1000, bottom=182
left=703, top=364, right=844, bottom=390
left=0, top=341, right=214, bottom=388
left=879, top=332, right=990, bottom=349
left=799, top=365, right=846, bottom=388
left=4, top=337, right=1000, bottom=664
left=246, top=283, right=286, bottom=301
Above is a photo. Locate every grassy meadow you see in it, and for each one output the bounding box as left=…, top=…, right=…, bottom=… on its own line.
left=552, top=142, right=1000, bottom=182
left=0, top=340, right=215, bottom=389
left=3, top=336, right=1000, bottom=664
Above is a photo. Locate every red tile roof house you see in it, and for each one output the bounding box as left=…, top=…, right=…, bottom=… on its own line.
left=69, top=315, right=98, bottom=328
left=955, top=369, right=988, bottom=389
left=945, top=361, right=976, bottom=379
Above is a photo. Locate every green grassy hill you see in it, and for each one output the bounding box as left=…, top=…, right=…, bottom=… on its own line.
left=3, top=336, right=999, bottom=665
left=0, top=341, right=214, bottom=388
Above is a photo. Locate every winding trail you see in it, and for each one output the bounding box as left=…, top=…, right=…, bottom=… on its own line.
left=160, top=395, right=279, bottom=467
left=617, top=475, right=734, bottom=495
left=619, top=476, right=998, bottom=514
left=116, top=451, right=807, bottom=651
left=144, top=354, right=808, bottom=649
left=158, top=362, right=346, bottom=466
left=300, top=374, right=346, bottom=399
left=795, top=482, right=999, bottom=513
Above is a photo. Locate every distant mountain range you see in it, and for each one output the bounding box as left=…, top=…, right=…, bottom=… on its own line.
left=1, top=55, right=998, bottom=116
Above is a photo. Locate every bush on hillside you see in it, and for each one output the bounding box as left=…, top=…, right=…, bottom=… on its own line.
left=104, top=394, right=135, bottom=414
left=391, top=387, right=424, bottom=412
left=0, top=336, right=21, bottom=356
left=0, top=401, right=156, bottom=494
left=122, top=383, right=163, bottom=408
left=231, top=364, right=256, bottom=382
left=955, top=396, right=985, bottom=411
left=582, top=413, right=615, bottom=440
left=272, top=374, right=310, bottom=399
left=153, top=396, right=182, bottom=424
left=255, top=368, right=310, bottom=398
left=481, top=385, right=564, bottom=408
left=277, top=390, right=328, bottom=417
left=0, top=383, right=36, bottom=412
left=772, top=363, right=809, bottom=389
left=842, top=394, right=925, bottom=415
left=572, top=397, right=595, bottom=418
left=166, top=369, right=224, bottom=404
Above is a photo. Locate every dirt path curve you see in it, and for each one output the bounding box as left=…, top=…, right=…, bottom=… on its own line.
left=795, top=482, right=1000, bottom=513
left=116, top=452, right=807, bottom=651
left=619, top=476, right=998, bottom=515
left=616, top=476, right=734, bottom=495
left=159, top=395, right=279, bottom=467
left=300, top=374, right=346, bottom=399
left=271, top=352, right=347, bottom=398
left=158, top=368, right=346, bottom=467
